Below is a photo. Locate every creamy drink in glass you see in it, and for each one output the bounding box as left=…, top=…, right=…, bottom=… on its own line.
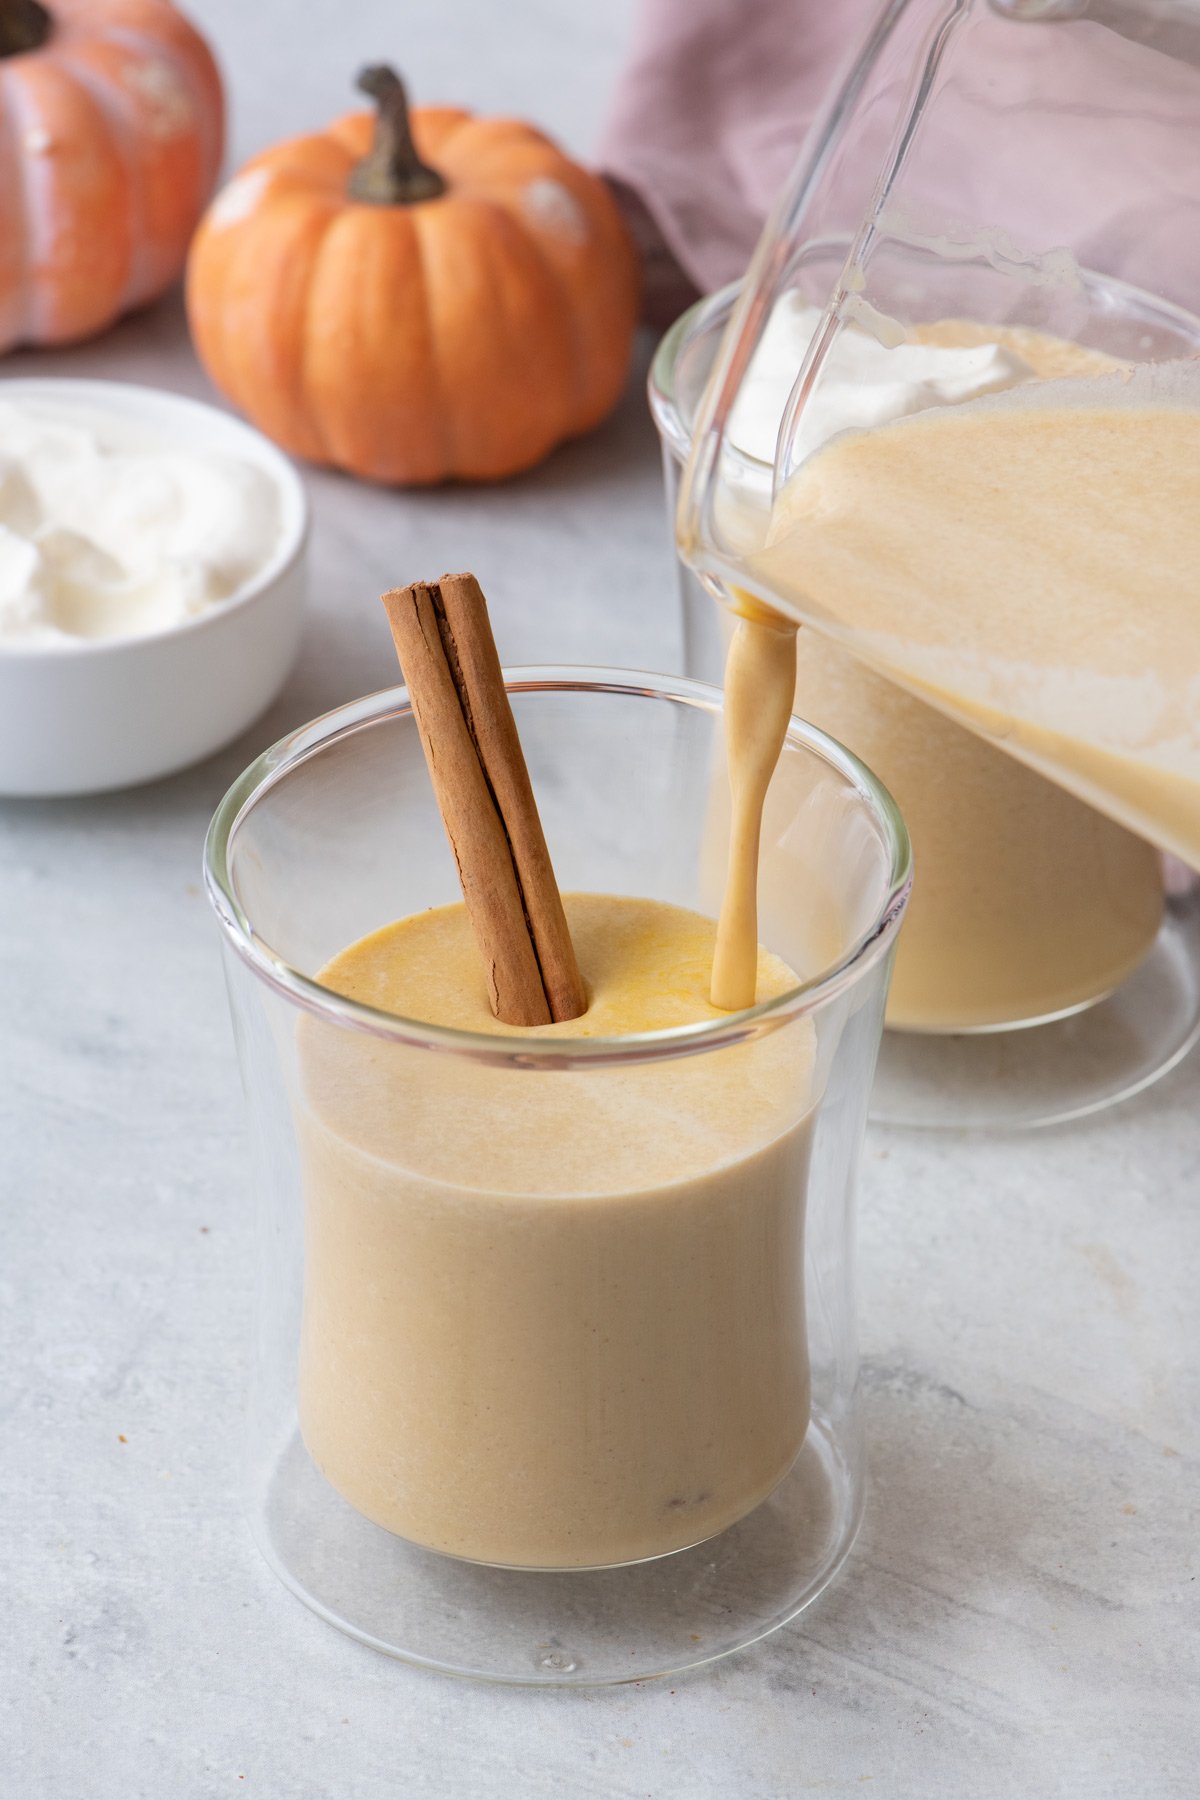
left=299, top=892, right=816, bottom=1570
left=207, top=670, right=909, bottom=1681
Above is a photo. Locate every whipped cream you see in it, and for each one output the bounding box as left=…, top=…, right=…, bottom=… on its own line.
left=727, top=294, right=1034, bottom=466
left=0, top=399, right=284, bottom=645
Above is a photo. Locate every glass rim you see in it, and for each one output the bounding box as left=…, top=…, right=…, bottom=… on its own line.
left=648, top=278, right=745, bottom=463
left=203, top=668, right=912, bottom=1069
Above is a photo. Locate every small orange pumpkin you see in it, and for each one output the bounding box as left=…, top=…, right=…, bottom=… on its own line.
left=186, top=67, right=641, bottom=485
left=0, top=0, right=223, bottom=351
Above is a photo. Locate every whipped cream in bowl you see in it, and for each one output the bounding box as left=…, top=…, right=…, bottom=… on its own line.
left=0, top=398, right=286, bottom=645
left=0, top=380, right=308, bottom=795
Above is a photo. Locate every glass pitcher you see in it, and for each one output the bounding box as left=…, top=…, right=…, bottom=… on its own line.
left=677, top=0, right=1200, bottom=868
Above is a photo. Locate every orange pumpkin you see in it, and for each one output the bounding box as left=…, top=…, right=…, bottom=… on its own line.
left=0, top=0, right=223, bottom=351
left=186, top=67, right=641, bottom=485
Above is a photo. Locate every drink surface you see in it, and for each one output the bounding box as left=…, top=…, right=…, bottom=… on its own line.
left=297, top=893, right=815, bottom=1568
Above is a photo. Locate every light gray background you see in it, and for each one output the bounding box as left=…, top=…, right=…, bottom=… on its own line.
left=2, top=2, right=1198, bottom=1795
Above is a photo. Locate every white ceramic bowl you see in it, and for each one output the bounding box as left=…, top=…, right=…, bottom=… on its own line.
left=0, top=379, right=308, bottom=797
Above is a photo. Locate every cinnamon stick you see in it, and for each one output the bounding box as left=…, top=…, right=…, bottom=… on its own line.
left=381, top=573, right=587, bottom=1027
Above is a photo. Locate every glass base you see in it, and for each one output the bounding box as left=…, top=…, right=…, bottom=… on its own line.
left=252, top=1411, right=861, bottom=1686
left=871, top=884, right=1200, bottom=1130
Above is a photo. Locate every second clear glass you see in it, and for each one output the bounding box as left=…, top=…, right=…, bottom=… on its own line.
left=652, top=277, right=1200, bottom=1127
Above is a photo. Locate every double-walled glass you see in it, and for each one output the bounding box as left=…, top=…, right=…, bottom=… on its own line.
left=653, top=264, right=1200, bottom=1129
left=205, top=671, right=909, bottom=1685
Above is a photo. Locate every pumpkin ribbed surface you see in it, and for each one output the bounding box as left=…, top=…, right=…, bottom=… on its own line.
left=186, top=98, right=640, bottom=484
left=0, top=0, right=223, bottom=350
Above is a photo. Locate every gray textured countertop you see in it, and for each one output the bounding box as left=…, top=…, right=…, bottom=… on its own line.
left=3, top=2, right=1198, bottom=1794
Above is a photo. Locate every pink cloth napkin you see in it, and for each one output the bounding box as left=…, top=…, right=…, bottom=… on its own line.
left=599, top=0, right=878, bottom=324
left=600, top=0, right=1200, bottom=327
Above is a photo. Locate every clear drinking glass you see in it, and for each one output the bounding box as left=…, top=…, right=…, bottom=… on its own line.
left=653, top=278, right=1200, bottom=1128
left=204, top=670, right=910, bottom=1685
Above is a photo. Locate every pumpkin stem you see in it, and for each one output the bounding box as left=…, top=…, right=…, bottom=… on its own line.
left=348, top=65, right=447, bottom=206
left=0, top=0, right=52, bottom=57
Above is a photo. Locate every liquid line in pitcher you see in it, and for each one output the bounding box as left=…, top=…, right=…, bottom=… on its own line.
left=744, top=358, right=1200, bottom=867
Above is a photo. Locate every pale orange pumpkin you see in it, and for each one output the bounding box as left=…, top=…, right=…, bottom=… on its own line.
left=0, top=0, right=223, bottom=351
left=186, top=67, right=641, bottom=484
